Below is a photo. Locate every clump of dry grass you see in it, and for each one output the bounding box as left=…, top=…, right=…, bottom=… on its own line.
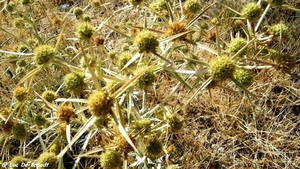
left=0, top=0, right=299, bottom=168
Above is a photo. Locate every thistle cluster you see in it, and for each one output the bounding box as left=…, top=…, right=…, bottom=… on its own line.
left=57, top=105, right=75, bottom=124
left=227, top=38, right=247, bottom=56
left=268, top=23, right=288, bottom=39
left=167, top=113, right=184, bottom=132
left=146, top=138, right=163, bottom=157
left=233, top=68, right=253, bottom=87
left=13, top=87, right=29, bottom=102
left=134, top=68, right=156, bottom=90
left=165, top=21, right=188, bottom=41
left=76, top=22, right=96, bottom=40
left=42, top=90, right=57, bottom=102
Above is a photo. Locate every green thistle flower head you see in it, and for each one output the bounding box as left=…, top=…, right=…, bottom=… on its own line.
left=94, top=115, right=110, bottom=129
left=146, top=138, right=163, bottom=156
left=100, top=150, right=122, bottom=169
left=42, top=90, right=57, bottom=102
left=13, top=87, right=29, bottom=102
left=117, top=52, right=134, bottom=69
left=1, top=119, right=15, bottom=134
left=167, top=113, right=184, bottom=132
left=128, top=0, right=144, bottom=6
left=133, top=30, right=159, bottom=53
left=268, top=23, right=288, bottom=39
left=134, top=68, right=156, bottom=90
left=13, top=123, right=27, bottom=140
left=233, top=68, right=253, bottom=87
left=227, top=37, right=247, bottom=56
left=150, top=0, right=167, bottom=16
left=73, top=7, right=83, bottom=19
left=64, top=72, right=86, bottom=94
left=209, top=56, right=236, bottom=81
left=16, top=60, right=27, bottom=67
left=33, top=45, right=56, bottom=65
left=184, top=0, right=201, bottom=14
left=37, top=152, right=58, bottom=169
left=134, top=118, right=151, bottom=133
left=240, top=3, right=262, bottom=21
left=87, top=91, right=113, bottom=117
left=76, top=22, right=96, bottom=40
left=34, top=114, right=49, bottom=127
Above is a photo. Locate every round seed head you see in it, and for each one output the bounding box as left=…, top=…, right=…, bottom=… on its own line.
left=87, top=91, right=113, bottom=117
left=34, top=114, right=49, bottom=127
left=134, top=68, right=156, bottom=90
left=83, top=15, right=91, bottom=22
left=42, top=90, right=57, bottom=102
left=76, top=22, right=96, bottom=40
left=1, top=119, right=15, bottom=134
left=100, top=150, right=122, bottom=169
left=37, top=152, right=58, bottom=169
left=233, top=68, right=253, bottom=87
left=146, top=138, right=163, bottom=156
left=240, top=3, right=262, bottom=20
left=64, top=72, right=86, bottom=94
left=116, top=136, right=134, bottom=153
left=133, top=31, right=159, bottom=53
left=184, top=0, right=201, bottom=14
left=16, top=60, right=27, bottom=67
left=227, top=37, right=247, bottom=56
left=274, top=53, right=296, bottom=73
left=149, top=0, right=167, bottom=16
left=268, top=23, right=288, bottom=39
left=128, top=0, right=144, bottom=6
left=13, top=123, right=27, bottom=140
left=94, top=36, right=105, bottom=46
left=73, top=7, right=83, bottom=19
left=134, top=118, right=151, bottom=133
left=117, top=52, right=134, bottom=69
left=165, top=21, right=188, bottom=41
left=209, top=56, right=236, bottom=81
left=57, top=105, right=75, bottom=124
left=167, top=113, right=184, bottom=132
left=13, top=87, right=29, bottom=102
left=33, top=45, right=56, bottom=65
left=91, top=0, right=101, bottom=8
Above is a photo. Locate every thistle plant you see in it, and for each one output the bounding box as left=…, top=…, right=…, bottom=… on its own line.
left=0, top=0, right=299, bottom=168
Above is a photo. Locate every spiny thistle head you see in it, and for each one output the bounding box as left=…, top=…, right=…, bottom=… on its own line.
left=122, top=43, right=130, bottom=51
left=10, top=156, right=27, bottom=169
left=273, top=53, right=296, bottom=73
left=13, top=123, right=27, bottom=140
left=73, top=7, right=83, bottom=19
left=133, top=30, right=159, bottom=53
left=264, top=0, right=284, bottom=6
left=13, top=87, right=29, bottom=102
left=94, top=36, right=105, bottom=46
left=94, top=115, right=110, bottom=129
left=33, top=45, right=56, bottom=65
left=128, top=0, right=144, bottom=6
left=233, top=68, right=253, bottom=87
left=52, top=16, right=62, bottom=28
left=83, top=15, right=91, bottom=22
left=18, top=45, right=30, bottom=53
left=76, top=22, right=96, bottom=40
left=16, top=60, right=27, bottom=67
left=57, top=105, right=75, bottom=124
left=87, top=91, right=113, bottom=117
left=64, top=72, right=86, bottom=94
left=167, top=113, right=184, bottom=133
left=117, top=52, right=134, bottom=69
left=184, top=0, right=201, bottom=14
left=227, top=37, right=247, bottom=56
left=165, top=21, right=188, bottom=41
left=146, top=138, right=163, bottom=156
left=240, top=3, right=262, bottom=21
left=37, top=152, right=58, bottom=169
left=209, top=56, right=236, bottom=81
left=134, top=118, right=151, bottom=133
left=134, top=68, right=156, bottom=90
left=100, top=150, right=122, bottom=169
left=34, top=114, right=49, bottom=127
left=42, top=90, right=57, bottom=102
left=268, top=23, right=288, bottom=39
left=149, top=0, right=167, bottom=16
